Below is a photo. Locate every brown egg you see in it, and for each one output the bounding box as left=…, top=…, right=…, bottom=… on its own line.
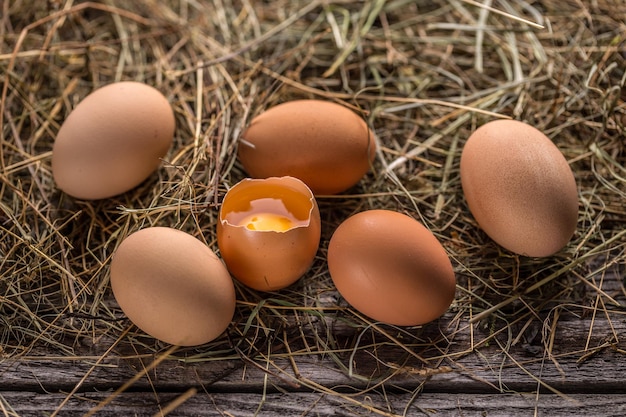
left=110, top=227, right=236, bottom=346
left=327, top=210, right=456, bottom=326
left=460, top=119, right=578, bottom=257
left=217, top=176, right=321, bottom=291
left=52, top=81, right=175, bottom=200
left=238, top=99, right=377, bottom=195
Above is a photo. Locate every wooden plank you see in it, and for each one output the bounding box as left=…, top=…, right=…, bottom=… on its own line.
left=1, top=265, right=623, bottom=417
left=2, top=392, right=626, bottom=417
left=1, top=313, right=624, bottom=394
left=3, top=349, right=625, bottom=395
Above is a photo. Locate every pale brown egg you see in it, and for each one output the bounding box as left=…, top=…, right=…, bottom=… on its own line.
left=238, top=99, right=377, bottom=195
left=110, top=227, right=236, bottom=346
left=460, top=119, right=578, bottom=257
left=52, top=81, right=175, bottom=200
left=327, top=210, right=456, bottom=326
left=217, top=176, right=321, bottom=291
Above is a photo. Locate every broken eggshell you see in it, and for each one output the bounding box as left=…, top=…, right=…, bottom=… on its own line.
left=217, top=176, right=321, bottom=292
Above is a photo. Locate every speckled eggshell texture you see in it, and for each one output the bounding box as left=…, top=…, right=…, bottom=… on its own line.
left=327, top=210, right=456, bottom=326
left=238, top=100, right=377, bottom=195
left=52, top=81, right=175, bottom=200
left=110, top=227, right=236, bottom=347
left=460, top=119, right=578, bottom=257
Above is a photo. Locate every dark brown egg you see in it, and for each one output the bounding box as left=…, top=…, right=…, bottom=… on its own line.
left=238, top=100, right=376, bottom=195
left=327, top=210, right=456, bottom=326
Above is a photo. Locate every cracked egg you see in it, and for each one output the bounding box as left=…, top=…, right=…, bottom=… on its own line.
left=217, top=176, right=321, bottom=291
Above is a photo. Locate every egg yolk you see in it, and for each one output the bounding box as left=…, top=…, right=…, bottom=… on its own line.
left=240, top=212, right=296, bottom=232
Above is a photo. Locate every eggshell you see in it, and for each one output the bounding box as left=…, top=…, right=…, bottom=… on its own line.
left=52, top=81, right=175, bottom=200
left=110, top=227, right=236, bottom=346
left=238, top=100, right=376, bottom=195
left=217, top=177, right=321, bottom=291
left=327, top=210, right=456, bottom=326
left=460, top=119, right=578, bottom=257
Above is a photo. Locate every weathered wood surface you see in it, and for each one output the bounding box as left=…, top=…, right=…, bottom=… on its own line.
left=2, top=290, right=626, bottom=416
left=3, top=392, right=626, bottom=417
left=2, top=261, right=625, bottom=416
left=3, top=316, right=626, bottom=394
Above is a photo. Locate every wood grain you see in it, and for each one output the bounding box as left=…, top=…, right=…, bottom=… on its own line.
left=2, top=392, right=626, bottom=417
left=3, top=263, right=625, bottom=416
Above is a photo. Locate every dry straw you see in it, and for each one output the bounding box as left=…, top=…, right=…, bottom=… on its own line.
left=1, top=0, right=625, bottom=415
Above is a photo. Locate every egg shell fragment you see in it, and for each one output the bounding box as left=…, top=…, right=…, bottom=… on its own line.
left=238, top=99, right=377, bottom=195
left=460, top=119, right=578, bottom=257
left=327, top=210, right=456, bottom=326
left=52, top=81, right=175, bottom=200
left=110, top=227, right=236, bottom=346
left=217, top=177, right=321, bottom=292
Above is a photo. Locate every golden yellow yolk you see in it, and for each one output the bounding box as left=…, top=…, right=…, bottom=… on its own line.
left=239, top=212, right=296, bottom=232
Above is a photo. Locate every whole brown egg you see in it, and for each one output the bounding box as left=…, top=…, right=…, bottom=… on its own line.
left=327, top=210, right=456, bottom=326
left=52, top=81, right=175, bottom=200
left=110, top=227, right=236, bottom=346
left=460, top=119, right=578, bottom=257
left=238, top=100, right=376, bottom=195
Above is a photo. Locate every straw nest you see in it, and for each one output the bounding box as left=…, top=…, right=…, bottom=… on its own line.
left=1, top=0, right=625, bottom=414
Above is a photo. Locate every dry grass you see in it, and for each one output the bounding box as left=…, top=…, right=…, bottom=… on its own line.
left=1, top=0, right=626, bottom=415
